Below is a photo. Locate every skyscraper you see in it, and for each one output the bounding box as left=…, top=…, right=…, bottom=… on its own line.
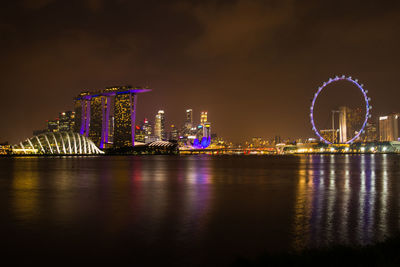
left=347, top=107, right=363, bottom=140
left=142, top=118, right=152, bottom=139
left=339, top=106, right=364, bottom=143
left=185, top=109, right=193, bottom=128
left=134, top=125, right=145, bottom=143
left=47, top=119, right=59, bottom=132
left=379, top=114, right=399, bottom=141
left=88, top=96, right=104, bottom=146
left=74, top=91, right=90, bottom=135
left=170, top=125, right=179, bottom=141
left=339, top=106, right=349, bottom=143
left=200, top=111, right=208, bottom=125
left=114, top=93, right=133, bottom=147
left=154, top=110, right=165, bottom=141
left=74, top=86, right=150, bottom=148
left=203, top=122, right=211, bottom=138
left=364, top=121, right=378, bottom=142
left=59, top=111, right=75, bottom=132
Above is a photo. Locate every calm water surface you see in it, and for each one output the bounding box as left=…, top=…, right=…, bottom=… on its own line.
left=1, top=155, right=400, bottom=265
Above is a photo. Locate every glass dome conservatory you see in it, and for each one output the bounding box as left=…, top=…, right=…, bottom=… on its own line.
left=12, top=132, right=104, bottom=155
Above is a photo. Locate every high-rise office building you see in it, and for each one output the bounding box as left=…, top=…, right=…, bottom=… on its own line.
left=347, top=107, right=363, bottom=140
left=320, top=129, right=338, bottom=143
left=154, top=110, right=165, bottom=141
left=203, top=122, right=211, bottom=138
left=135, top=125, right=145, bottom=143
left=364, top=121, right=378, bottom=142
left=339, top=106, right=364, bottom=143
left=59, top=111, right=75, bottom=132
left=47, top=119, right=59, bottom=132
left=142, top=118, right=152, bottom=138
left=200, top=111, right=208, bottom=125
left=169, top=125, right=179, bottom=141
left=185, top=109, right=193, bottom=128
left=339, top=106, right=349, bottom=143
left=379, top=114, right=399, bottom=141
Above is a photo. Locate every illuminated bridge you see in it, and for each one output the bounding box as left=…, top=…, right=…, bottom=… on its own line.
left=12, top=132, right=104, bottom=155
left=74, top=86, right=151, bottom=149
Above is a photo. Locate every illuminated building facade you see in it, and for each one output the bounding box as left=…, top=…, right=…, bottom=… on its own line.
left=273, top=136, right=281, bottom=145
left=154, top=110, right=165, bottom=141
left=142, top=118, right=152, bottom=137
left=114, top=94, right=133, bottom=147
left=33, top=110, right=74, bottom=136
left=203, top=122, right=211, bottom=138
left=59, top=111, right=75, bottom=132
left=74, top=86, right=151, bottom=148
left=87, top=97, right=104, bottom=146
left=254, top=137, right=263, bottom=147
left=364, top=121, right=378, bottom=142
left=320, top=129, right=338, bottom=143
left=170, top=125, right=178, bottom=141
left=73, top=99, right=83, bottom=133
left=47, top=119, right=59, bottom=133
left=12, top=132, right=103, bottom=155
left=338, top=106, right=348, bottom=143
left=379, top=114, right=399, bottom=141
left=141, top=118, right=154, bottom=143
left=185, top=109, right=193, bottom=128
left=108, top=116, right=114, bottom=144
left=338, top=106, right=364, bottom=143
left=347, top=107, right=363, bottom=140
left=0, top=143, right=11, bottom=155
left=135, top=125, right=145, bottom=143
left=200, top=111, right=208, bottom=125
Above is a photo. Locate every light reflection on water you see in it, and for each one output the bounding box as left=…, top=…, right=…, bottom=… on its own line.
left=12, top=159, right=40, bottom=221
left=292, top=154, right=400, bottom=250
left=1, top=155, right=400, bottom=265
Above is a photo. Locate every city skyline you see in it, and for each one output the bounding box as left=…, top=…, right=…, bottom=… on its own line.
left=2, top=1, right=400, bottom=143
left=3, top=2, right=400, bottom=265
left=4, top=80, right=399, bottom=146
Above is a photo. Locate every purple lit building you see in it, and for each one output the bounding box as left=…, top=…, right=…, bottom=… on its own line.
left=74, top=86, right=151, bottom=148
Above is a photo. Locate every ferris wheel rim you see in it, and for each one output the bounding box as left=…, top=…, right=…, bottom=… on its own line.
left=310, top=76, right=370, bottom=144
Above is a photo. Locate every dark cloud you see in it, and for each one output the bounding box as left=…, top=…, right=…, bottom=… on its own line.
left=183, top=0, right=294, bottom=58
left=21, top=0, right=105, bottom=12
left=21, top=0, right=56, bottom=9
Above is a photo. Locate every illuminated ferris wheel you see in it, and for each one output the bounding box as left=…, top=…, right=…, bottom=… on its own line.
left=310, top=75, right=371, bottom=144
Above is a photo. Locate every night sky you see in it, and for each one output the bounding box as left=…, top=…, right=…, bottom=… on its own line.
left=1, top=0, right=400, bottom=143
